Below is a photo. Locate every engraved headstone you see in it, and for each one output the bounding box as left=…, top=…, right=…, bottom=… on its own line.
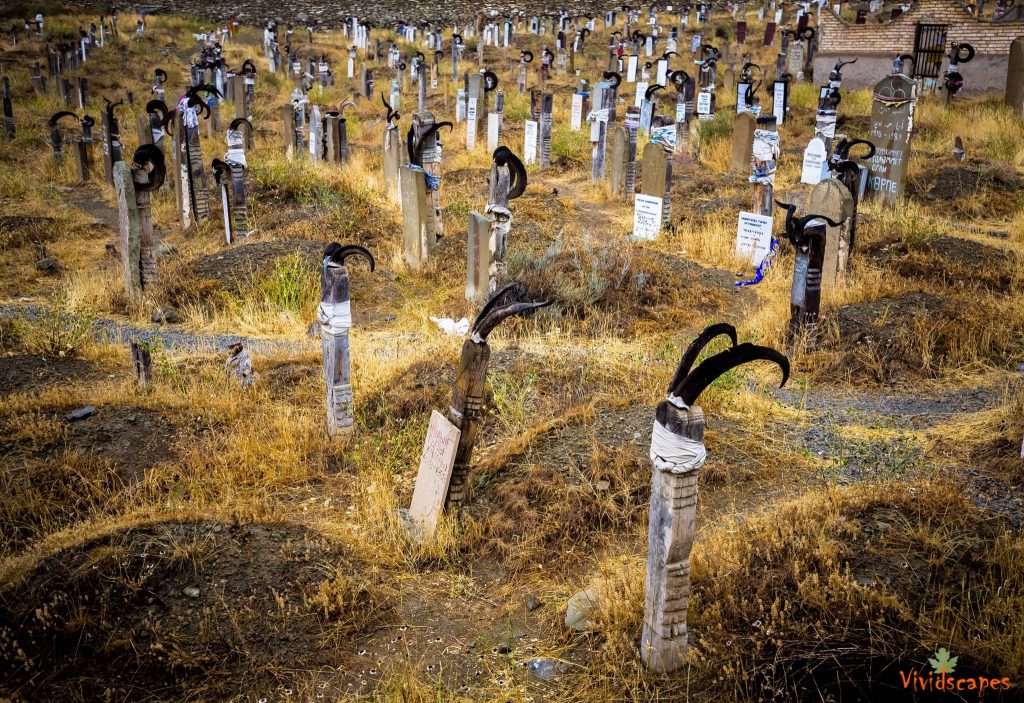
left=866, top=74, right=917, bottom=206
left=408, top=410, right=462, bottom=537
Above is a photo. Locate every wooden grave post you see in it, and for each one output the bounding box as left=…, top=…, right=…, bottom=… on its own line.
left=319, top=244, right=374, bottom=439
left=539, top=92, right=553, bottom=169
left=729, top=111, right=755, bottom=173
left=777, top=203, right=840, bottom=346
left=2, top=78, right=14, bottom=138
left=413, top=111, right=445, bottom=242
left=443, top=284, right=549, bottom=510
left=100, top=99, right=124, bottom=185
left=383, top=117, right=403, bottom=205
left=114, top=146, right=164, bottom=297
left=642, top=324, right=788, bottom=673
left=807, top=178, right=853, bottom=286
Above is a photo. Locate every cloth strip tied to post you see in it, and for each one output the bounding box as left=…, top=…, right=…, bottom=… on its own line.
left=650, top=418, right=707, bottom=473
left=735, top=237, right=779, bottom=288
left=406, top=163, right=441, bottom=190
left=176, top=95, right=199, bottom=128
left=317, top=300, right=352, bottom=335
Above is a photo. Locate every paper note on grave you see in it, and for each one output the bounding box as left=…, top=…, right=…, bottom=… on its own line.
left=735, top=211, right=774, bottom=265
left=524, top=119, right=538, bottom=164
left=801, top=137, right=826, bottom=185
left=408, top=410, right=462, bottom=537
left=697, top=91, right=712, bottom=116
left=633, top=194, right=663, bottom=240
left=570, top=94, right=583, bottom=131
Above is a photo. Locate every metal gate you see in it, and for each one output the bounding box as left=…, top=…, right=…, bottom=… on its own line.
left=913, top=24, right=948, bottom=78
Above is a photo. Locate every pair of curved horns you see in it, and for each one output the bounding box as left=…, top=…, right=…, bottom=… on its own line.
left=521, top=50, right=534, bottom=62
left=154, top=68, right=168, bottom=82
left=470, top=281, right=550, bottom=342
left=666, top=323, right=789, bottom=407
left=133, top=144, right=166, bottom=191
left=381, top=93, right=399, bottom=123
left=493, top=146, right=527, bottom=199
left=483, top=70, right=499, bottom=91
left=775, top=201, right=843, bottom=241
left=228, top=117, right=252, bottom=133
left=950, top=43, right=975, bottom=64
left=323, top=243, right=375, bottom=270
left=603, top=70, right=622, bottom=88
left=833, top=137, right=875, bottom=162
left=49, top=111, right=79, bottom=127
left=406, top=121, right=453, bottom=166
left=644, top=84, right=664, bottom=100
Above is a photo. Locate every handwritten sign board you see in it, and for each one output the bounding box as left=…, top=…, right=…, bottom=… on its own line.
left=466, top=98, right=478, bottom=149
left=633, top=194, right=663, bottom=240
left=696, top=91, right=712, bottom=117
left=772, top=80, right=787, bottom=125
left=801, top=137, right=827, bottom=185
left=408, top=410, right=462, bottom=537
left=524, top=119, right=539, bottom=164
left=570, top=93, right=583, bottom=131
left=735, top=211, right=774, bottom=265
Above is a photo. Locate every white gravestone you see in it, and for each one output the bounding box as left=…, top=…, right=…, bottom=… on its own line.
left=735, top=211, right=774, bottom=265
left=633, top=193, right=664, bottom=240
left=408, top=410, right=462, bottom=537
left=801, top=137, right=827, bottom=185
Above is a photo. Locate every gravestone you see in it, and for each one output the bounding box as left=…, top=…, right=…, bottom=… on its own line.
left=401, top=165, right=431, bottom=270
left=636, top=142, right=670, bottom=237
left=807, top=178, right=853, bottom=285
left=1006, top=36, right=1024, bottom=118
left=409, top=412, right=462, bottom=537
left=609, top=124, right=630, bottom=197
left=383, top=123, right=403, bottom=204
left=730, top=112, right=755, bottom=173
left=867, top=74, right=917, bottom=206
left=800, top=137, right=827, bottom=185
left=466, top=211, right=492, bottom=304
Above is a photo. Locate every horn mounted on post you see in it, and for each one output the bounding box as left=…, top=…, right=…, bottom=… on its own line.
left=664, top=323, right=789, bottom=409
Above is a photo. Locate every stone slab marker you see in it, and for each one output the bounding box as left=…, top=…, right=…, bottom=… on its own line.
left=730, top=112, right=755, bottom=173
left=867, top=74, right=916, bottom=207
left=466, top=211, right=493, bottom=304
left=383, top=122, right=402, bottom=204
left=640, top=141, right=671, bottom=226
left=609, top=124, right=629, bottom=197
left=808, top=178, right=853, bottom=286
left=401, top=165, right=430, bottom=270
left=2, top=77, right=14, bottom=138
left=1005, top=37, right=1024, bottom=118
left=409, top=410, right=462, bottom=536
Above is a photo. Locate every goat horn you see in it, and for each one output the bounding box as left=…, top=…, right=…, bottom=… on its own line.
left=667, top=323, right=738, bottom=398
left=676, top=343, right=789, bottom=407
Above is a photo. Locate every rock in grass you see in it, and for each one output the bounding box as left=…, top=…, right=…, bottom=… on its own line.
left=152, top=306, right=179, bottom=324
left=565, top=587, right=601, bottom=632
left=66, top=406, right=96, bottom=421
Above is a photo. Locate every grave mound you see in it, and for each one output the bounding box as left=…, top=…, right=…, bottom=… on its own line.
left=0, top=520, right=389, bottom=701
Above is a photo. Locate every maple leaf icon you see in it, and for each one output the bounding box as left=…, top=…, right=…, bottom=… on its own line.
left=929, top=648, right=958, bottom=675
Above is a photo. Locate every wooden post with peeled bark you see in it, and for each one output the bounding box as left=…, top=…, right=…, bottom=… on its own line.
left=319, top=244, right=375, bottom=440
left=114, top=145, right=165, bottom=297
left=445, top=283, right=549, bottom=510
left=643, top=324, right=788, bottom=672
left=485, top=147, right=526, bottom=291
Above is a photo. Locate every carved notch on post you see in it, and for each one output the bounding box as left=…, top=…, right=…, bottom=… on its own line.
left=642, top=324, right=789, bottom=673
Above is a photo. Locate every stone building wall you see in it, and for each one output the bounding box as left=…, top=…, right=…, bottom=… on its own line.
left=814, top=0, right=1024, bottom=94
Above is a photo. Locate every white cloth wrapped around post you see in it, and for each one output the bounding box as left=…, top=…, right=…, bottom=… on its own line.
left=650, top=419, right=707, bottom=473
left=225, top=129, right=247, bottom=167
left=318, top=299, right=352, bottom=335
left=749, top=128, right=780, bottom=185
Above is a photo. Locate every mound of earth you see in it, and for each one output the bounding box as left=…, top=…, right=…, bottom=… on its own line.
left=910, top=163, right=1024, bottom=218
left=836, top=291, right=948, bottom=348
left=0, top=520, right=388, bottom=702
left=61, top=406, right=179, bottom=483
left=865, top=235, right=1019, bottom=292
left=0, top=354, right=98, bottom=396
left=189, top=239, right=328, bottom=293
left=690, top=481, right=1022, bottom=702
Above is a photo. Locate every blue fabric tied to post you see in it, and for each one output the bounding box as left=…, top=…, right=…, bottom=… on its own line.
left=406, top=163, right=441, bottom=191
left=735, top=237, right=779, bottom=287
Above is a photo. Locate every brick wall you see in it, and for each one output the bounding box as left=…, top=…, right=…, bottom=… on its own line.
left=818, top=0, right=1024, bottom=55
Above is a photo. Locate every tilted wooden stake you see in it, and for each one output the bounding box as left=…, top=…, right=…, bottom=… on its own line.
left=642, top=325, right=788, bottom=672
left=319, top=244, right=375, bottom=439
left=445, top=284, right=549, bottom=510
